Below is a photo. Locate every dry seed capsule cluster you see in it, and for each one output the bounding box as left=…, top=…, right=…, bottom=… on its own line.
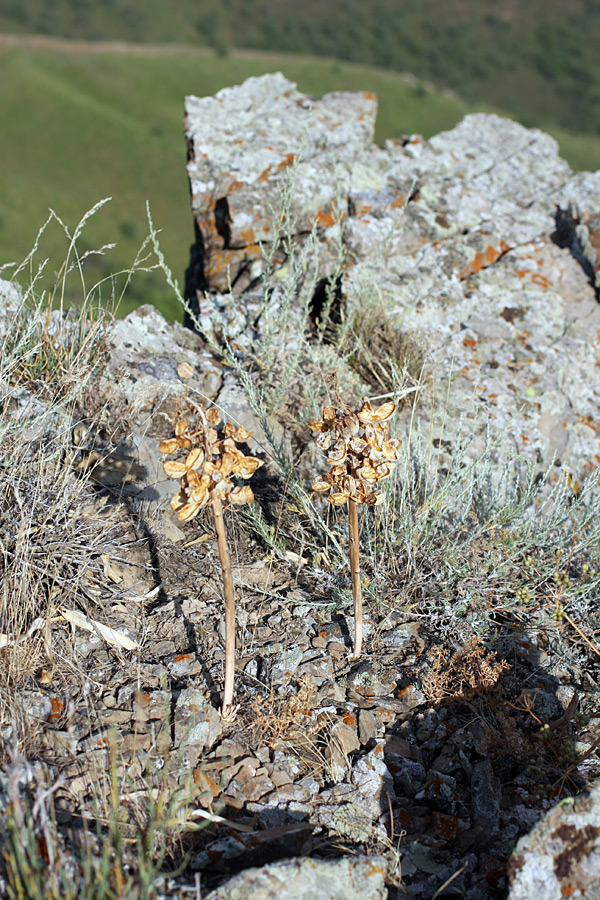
left=159, top=407, right=263, bottom=521
left=308, top=399, right=400, bottom=506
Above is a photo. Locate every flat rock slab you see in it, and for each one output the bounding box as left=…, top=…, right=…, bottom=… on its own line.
left=203, top=854, right=388, bottom=900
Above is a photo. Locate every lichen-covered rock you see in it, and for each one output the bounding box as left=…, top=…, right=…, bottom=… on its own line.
left=185, top=73, right=376, bottom=295
left=203, top=854, right=388, bottom=900
left=184, top=74, right=600, bottom=482
left=507, top=781, right=600, bottom=900
left=174, top=687, right=222, bottom=758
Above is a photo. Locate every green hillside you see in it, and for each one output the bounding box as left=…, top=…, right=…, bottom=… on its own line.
left=1, top=36, right=598, bottom=321
left=2, top=0, right=600, bottom=138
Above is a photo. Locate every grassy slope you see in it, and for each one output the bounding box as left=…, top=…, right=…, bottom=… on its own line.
left=0, top=36, right=598, bottom=320
left=2, top=0, right=600, bottom=137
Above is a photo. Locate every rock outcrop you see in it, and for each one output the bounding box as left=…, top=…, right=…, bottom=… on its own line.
left=182, top=72, right=600, bottom=483
left=2, top=76, right=600, bottom=900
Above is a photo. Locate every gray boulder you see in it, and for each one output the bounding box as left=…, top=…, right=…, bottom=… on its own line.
left=507, top=781, right=600, bottom=900
left=203, top=854, right=388, bottom=900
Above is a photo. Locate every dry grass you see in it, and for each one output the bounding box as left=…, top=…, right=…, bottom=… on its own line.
left=249, top=673, right=318, bottom=749
left=339, top=301, right=426, bottom=405
left=422, top=636, right=510, bottom=703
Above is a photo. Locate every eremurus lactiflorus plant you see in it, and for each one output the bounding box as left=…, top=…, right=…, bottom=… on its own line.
left=308, top=388, right=400, bottom=658
left=159, top=401, right=263, bottom=717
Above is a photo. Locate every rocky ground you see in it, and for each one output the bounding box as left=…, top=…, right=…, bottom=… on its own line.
left=1, top=349, right=599, bottom=899
left=2, top=73, right=600, bottom=899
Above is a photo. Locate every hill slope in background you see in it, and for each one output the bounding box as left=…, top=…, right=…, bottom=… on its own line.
left=2, top=0, right=600, bottom=138
left=1, top=35, right=599, bottom=320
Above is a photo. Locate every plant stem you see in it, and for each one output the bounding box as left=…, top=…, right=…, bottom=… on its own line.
left=210, top=486, right=236, bottom=713
left=348, top=498, right=362, bottom=658
left=193, top=401, right=237, bottom=714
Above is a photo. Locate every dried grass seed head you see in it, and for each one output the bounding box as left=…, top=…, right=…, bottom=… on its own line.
left=309, top=396, right=400, bottom=506
left=159, top=406, right=263, bottom=521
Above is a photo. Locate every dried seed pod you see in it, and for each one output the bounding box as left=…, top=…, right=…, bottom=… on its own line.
left=315, top=432, right=333, bottom=451
left=185, top=447, right=205, bottom=470
left=158, top=437, right=181, bottom=455
left=233, top=456, right=263, bottom=478
left=309, top=391, right=399, bottom=508
left=357, top=400, right=396, bottom=424
left=223, top=422, right=253, bottom=443
left=312, top=475, right=331, bottom=492
left=328, top=491, right=351, bottom=506
left=177, top=362, right=194, bottom=381
left=229, top=485, right=255, bottom=504
left=349, top=437, right=368, bottom=455
left=163, top=459, right=190, bottom=478
left=327, top=440, right=348, bottom=464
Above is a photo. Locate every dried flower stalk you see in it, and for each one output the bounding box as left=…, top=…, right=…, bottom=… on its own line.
left=159, top=402, right=263, bottom=714
left=309, top=390, right=400, bottom=657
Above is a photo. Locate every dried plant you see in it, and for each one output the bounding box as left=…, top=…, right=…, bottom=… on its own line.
left=159, top=401, right=263, bottom=715
left=308, top=382, right=400, bottom=657
left=422, top=636, right=510, bottom=703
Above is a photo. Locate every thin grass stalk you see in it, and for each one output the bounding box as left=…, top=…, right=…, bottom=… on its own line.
left=348, top=498, right=363, bottom=658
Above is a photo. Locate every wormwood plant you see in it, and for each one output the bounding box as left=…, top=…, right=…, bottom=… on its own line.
left=308, top=382, right=400, bottom=657
left=0, top=201, right=157, bottom=688
left=159, top=401, right=263, bottom=715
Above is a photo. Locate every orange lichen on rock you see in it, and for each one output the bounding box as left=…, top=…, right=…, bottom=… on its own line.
left=276, top=153, right=296, bottom=172
left=458, top=239, right=511, bottom=279
left=315, top=208, right=342, bottom=228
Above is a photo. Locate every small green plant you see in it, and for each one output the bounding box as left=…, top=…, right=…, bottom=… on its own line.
left=308, top=381, right=400, bottom=657
left=159, top=400, right=263, bottom=715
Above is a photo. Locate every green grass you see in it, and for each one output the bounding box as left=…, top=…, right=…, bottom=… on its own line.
left=1, top=36, right=598, bottom=322
left=3, top=0, right=600, bottom=140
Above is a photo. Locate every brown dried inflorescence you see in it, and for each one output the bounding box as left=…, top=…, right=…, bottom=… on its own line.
left=308, top=398, right=401, bottom=506
left=159, top=407, right=263, bottom=521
